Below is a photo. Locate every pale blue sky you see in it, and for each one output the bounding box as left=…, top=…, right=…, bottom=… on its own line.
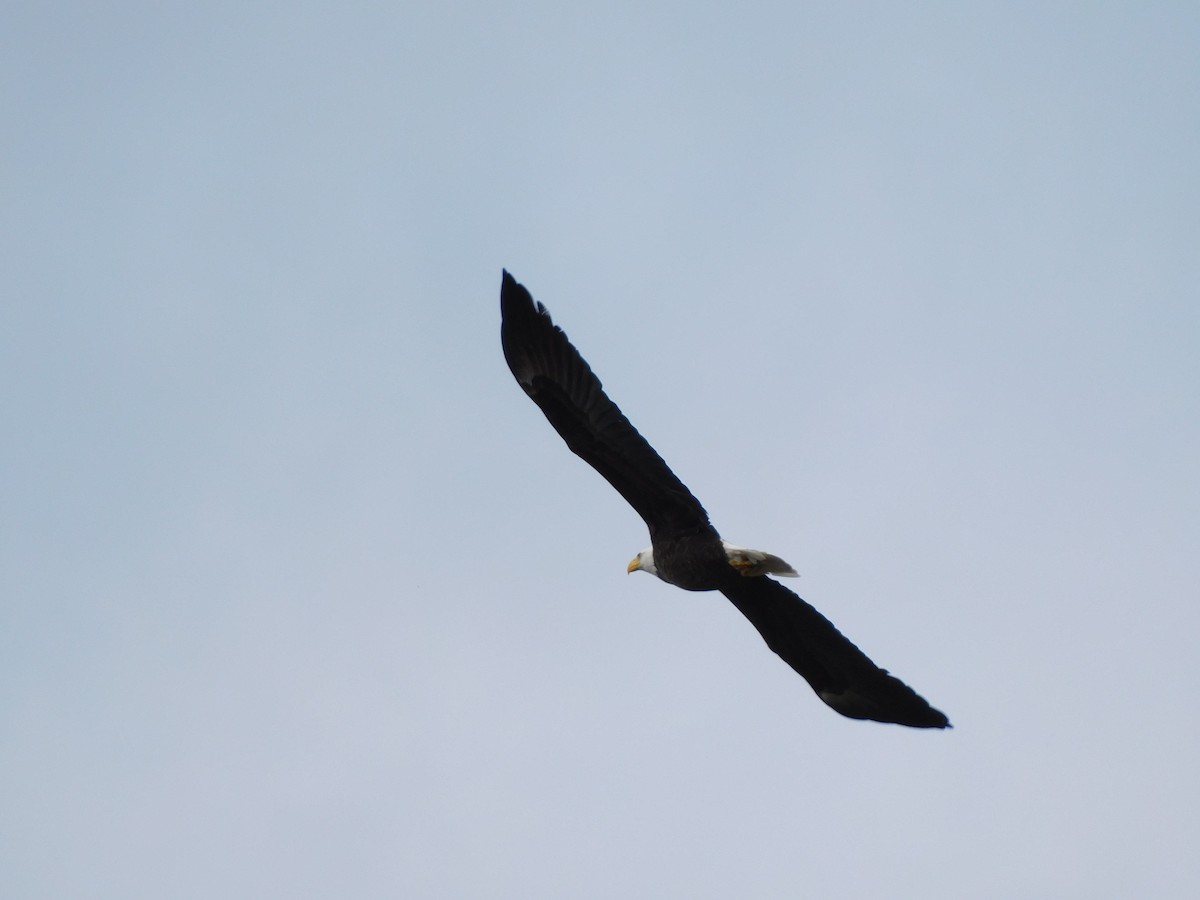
left=3, top=3, right=1199, bottom=897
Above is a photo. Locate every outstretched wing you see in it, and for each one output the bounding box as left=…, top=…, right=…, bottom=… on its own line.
left=501, top=271, right=710, bottom=538
left=720, top=576, right=950, bottom=728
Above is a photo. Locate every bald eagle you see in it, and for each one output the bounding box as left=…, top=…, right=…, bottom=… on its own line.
left=500, top=271, right=949, bottom=729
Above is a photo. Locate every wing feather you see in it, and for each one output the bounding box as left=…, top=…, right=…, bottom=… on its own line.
left=720, top=576, right=951, bottom=728
left=500, top=272, right=710, bottom=538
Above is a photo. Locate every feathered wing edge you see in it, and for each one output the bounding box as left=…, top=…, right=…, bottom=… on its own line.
left=720, top=576, right=951, bottom=728
left=500, top=271, right=710, bottom=538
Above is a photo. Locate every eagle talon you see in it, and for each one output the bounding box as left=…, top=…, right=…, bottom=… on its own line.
left=729, top=557, right=758, bottom=576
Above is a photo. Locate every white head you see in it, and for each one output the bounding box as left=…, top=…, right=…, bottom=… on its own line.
left=626, top=546, right=658, bottom=576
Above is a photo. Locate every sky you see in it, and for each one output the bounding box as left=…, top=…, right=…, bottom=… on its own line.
left=2, top=2, right=1199, bottom=897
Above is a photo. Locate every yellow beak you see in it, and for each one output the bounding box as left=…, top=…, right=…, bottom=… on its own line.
left=627, top=557, right=640, bottom=574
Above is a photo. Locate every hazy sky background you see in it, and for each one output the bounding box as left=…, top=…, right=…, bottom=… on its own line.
left=3, top=3, right=1198, bottom=897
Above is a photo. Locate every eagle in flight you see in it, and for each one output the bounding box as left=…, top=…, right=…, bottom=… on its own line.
left=501, top=271, right=949, bottom=729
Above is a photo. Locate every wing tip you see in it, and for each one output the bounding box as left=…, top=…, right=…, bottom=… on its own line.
left=500, top=270, right=566, bottom=393
left=501, top=270, right=552, bottom=321
left=819, top=688, right=952, bottom=729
